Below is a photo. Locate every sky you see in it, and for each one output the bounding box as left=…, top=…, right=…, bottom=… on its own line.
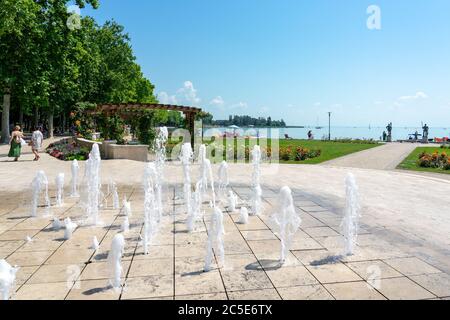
left=79, top=0, right=450, bottom=126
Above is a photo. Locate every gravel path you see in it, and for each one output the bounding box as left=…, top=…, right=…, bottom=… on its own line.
left=321, top=142, right=428, bottom=170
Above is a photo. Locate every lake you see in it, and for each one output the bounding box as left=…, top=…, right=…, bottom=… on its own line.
left=203, top=126, right=450, bottom=141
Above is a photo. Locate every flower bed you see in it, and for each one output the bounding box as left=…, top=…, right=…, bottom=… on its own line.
left=418, top=151, right=450, bottom=170
left=280, top=146, right=322, bottom=162
left=46, top=141, right=90, bottom=161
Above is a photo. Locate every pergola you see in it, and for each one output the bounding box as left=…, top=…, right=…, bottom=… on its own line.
left=89, top=103, right=202, bottom=146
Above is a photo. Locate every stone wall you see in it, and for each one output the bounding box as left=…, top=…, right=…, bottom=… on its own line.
left=73, top=137, right=149, bottom=162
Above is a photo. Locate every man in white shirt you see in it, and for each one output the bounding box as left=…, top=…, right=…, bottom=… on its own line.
left=31, top=127, right=44, bottom=161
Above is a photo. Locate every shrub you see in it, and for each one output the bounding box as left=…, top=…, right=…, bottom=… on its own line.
left=280, top=147, right=292, bottom=161
left=418, top=150, right=450, bottom=169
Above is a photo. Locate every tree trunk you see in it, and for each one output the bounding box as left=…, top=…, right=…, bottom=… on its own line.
left=34, top=105, right=39, bottom=129
left=19, top=106, right=24, bottom=129
left=1, top=89, right=11, bottom=144
left=48, top=111, right=54, bottom=138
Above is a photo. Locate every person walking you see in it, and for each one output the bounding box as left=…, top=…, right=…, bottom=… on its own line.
left=8, top=126, right=24, bottom=161
left=31, top=126, right=44, bottom=161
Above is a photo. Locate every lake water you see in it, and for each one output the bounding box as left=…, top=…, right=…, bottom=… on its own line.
left=203, top=126, right=450, bottom=141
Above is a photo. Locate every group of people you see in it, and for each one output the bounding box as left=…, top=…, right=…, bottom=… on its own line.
left=7, top=126, right=44, bottom=162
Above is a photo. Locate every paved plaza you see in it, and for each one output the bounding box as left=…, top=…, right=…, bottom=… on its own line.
left=1, top=142, right=450, bottom=300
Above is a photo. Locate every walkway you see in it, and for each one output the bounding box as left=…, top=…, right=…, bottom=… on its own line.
left=321, top=142, right=427, bottom=170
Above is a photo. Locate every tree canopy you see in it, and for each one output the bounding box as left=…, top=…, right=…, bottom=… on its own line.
left=0, top=0, right=158, bottom=136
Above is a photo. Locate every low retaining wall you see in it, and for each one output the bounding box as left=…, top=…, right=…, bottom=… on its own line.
left=73, top=137, right=149, bottom=162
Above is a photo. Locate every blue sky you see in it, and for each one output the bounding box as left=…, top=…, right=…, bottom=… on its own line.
left=80, top=0, right=450, bottom=126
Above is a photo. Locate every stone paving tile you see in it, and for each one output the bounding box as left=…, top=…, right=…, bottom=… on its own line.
left=2, top=184, right=448, bottom=301
left=45, top=249, right=93, bottom=265
left=7, top=250, right=54, bottom=266
left=265, top=266, right=319, bottom=288
left=289, top=238, right=324, bottom=251
left=27, top=263, right=85, bottom=284
left=222, top=270, right=274, bottom=291
left=122, top=275, right=174, bottom=300
left=175, top=270, right=225, bottom=296
left=383, top=257, right=442, bottom=276
left=175, top=292, right=228, bottom=300
left=134, top=245, right=174, bottom=260
left=228, top=289, right=281, bottom=300
left=15, top=266, right=40, bottom=285
left=376, top=277, right=436, bottom=300
left=66, top=280, right=121, bottom=300
left=176, top=256, right=217, bottom=274
left=304, top=227, right=340, bottom=238
left=278, top=285, right=334, bottom=300
left=409, top=273, right=450, bottom=297
left=128, top=258, right=173, bottom=277
left=14, top=282, right=72, bottom=300
left=0, top=229, right=40, bottom=241
left=346, top=260, right=403, bottom=280
left=81, top=261, right=131, bottom=280
left=241, top=230, right=278, bottom=241
left=324, top=281, right=386, bottom=300
left=306, top=263, right=363, bottom=284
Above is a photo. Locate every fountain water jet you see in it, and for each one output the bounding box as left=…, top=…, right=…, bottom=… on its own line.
left=85, top=144, right=102, bottom=225
left=121, top=217, right=130, bottom=233
left=53, top=218, right=62, bottom=230
left=91, top=236, right=100, bottom=251
left=122, top=198, right=132, bottom=217
left=153, top=127, right=168, bottom=221
left=187, top=181, right=203, bottom=233
left=204, top=207, right=225, bottom=272
left=31, top=170, right=51, bottom=218
left=218, top=161, right=229, bottom=199
left=341, top=173, right=361, bottom=256
left=269, top=186, right=301, bottom=264
left=238, top=207, right=249, bottom=224
left=251, top=145, right=263, bottom=216
left=198, top=144, right=209, bottom=197
left=227, top=191, right=238, bottom=213
left=0, top=259, right=19, bottom=300
left=142, top=163, right=159, bottom=254
left=180, top=143, right=194, bottom=217
left=107, top=233, right=125, bottom=291
left=64, top=218, right=77, bottom=240
left=70, top=160, right=80, bottom=197
left=112, top=182, right=119, bottom=210
left=55, top=173, right=65, bottom=207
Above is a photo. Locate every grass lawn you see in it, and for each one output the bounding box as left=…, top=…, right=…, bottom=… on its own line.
left=277, top=139, right=380, bottom=164
left=397, top=146, right=450, bottom=174
left=167, top=139, right=380, bottom=165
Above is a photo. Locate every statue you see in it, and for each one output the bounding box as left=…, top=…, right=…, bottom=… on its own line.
left=386, top=123, right=393, bottom=142
left=422, top=124, right=429, bottom=143
left=382, top=131, right=387, bottom=142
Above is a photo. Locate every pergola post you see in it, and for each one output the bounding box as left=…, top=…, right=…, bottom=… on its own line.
left=185, top=111, right=196, bottom=149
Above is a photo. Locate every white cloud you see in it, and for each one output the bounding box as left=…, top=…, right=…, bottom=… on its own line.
left=398, top=91, right=428, bottom=101
left=227, top=102, right=248, bottom=110
left=177, top=81, right=201, bottom=105
left=210, top=96, right=225, bottom=107
left=158, top=80, right=201, bottom=106
left=314, top=102, right=321, bottom=107
left=158, top=92, right=177, bottom=105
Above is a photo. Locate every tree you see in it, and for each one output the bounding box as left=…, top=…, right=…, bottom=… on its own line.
left=0, top=0, right=40, bottom=142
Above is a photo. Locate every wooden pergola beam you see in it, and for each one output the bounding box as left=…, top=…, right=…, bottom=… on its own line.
left=87, top=103, right=202, bottom=147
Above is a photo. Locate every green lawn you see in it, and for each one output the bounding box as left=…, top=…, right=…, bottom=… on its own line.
left=277, top=139, right=380, bottom=164
left=397, top=146, right=450, bottom=174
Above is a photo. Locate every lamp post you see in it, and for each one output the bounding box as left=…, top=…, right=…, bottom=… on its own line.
left=328, top=112, right=332, bottom=141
